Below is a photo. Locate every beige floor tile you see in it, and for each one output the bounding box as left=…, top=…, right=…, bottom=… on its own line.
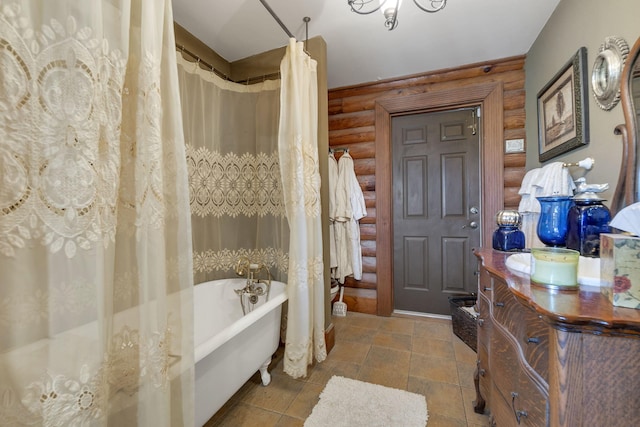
left=284, top=381, right=325, bottom=420
left=357, top=365, right=409, bottom=390
left=363, top=345, right=411, bottom=372
left=373, top=330, right=414, bottom=351
left=414, top=319, right=454, bottom=341
left=275, top=415, right=305, bottom=427
left=214, top=402, right=282, bottom=427
left=461, top=385, right=492, bottom=426
left=410, top=353, right=460, bottom=385
left=412, top=336, right=455, bottom=359
left=240, top=374, right=304, bottom=413
left=333, top=312, right=383, bottom=330
left=327, top=340, right=371, bottom=364
left=380, top=316, right=416, bottom=335
left=407, top=376, right=466, bottom=422
left=207, top=312, right=487, bottom=426
left=423, top=413, right=469, bottom=427
left=334, top=323, right=377, bottom=345
left=305, top=357, right=361, bottom=386
left=203, top=399, right=239, bottom=426
left=456, top=361, right=477, bottom=390
left=453, top=335, right=478, bottom=364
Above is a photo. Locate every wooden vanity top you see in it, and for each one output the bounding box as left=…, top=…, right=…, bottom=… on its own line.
left=474, top=248, right=640, bottom=336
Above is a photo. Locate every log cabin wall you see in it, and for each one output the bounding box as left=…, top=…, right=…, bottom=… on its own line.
left=328, top=55, right=527, bottom=315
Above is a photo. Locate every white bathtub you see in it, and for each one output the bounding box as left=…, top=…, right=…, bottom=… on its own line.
left=194, top=278, right=287, bottom=426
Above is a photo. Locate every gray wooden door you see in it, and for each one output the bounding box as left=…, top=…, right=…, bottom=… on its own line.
left=392, top=108, right=481, bottom=315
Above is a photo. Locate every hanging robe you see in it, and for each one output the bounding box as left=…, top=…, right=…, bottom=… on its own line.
left=328, top=153, right=339, bottom=274
left=334, top=152, right=366, bottom=283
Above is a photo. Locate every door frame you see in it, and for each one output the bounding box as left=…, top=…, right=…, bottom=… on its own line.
left=375, top=82, right=504, bottom=316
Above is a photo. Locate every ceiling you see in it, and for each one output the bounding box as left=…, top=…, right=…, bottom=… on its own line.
left=172, top=0, right=561, bottom=89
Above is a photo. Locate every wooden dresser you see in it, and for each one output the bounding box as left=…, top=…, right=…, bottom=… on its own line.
left=473, top=248, right=640, bottom=427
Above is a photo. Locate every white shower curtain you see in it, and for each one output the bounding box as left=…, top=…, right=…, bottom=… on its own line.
left=176, top=54, right=289, bottom=285
left=279, top=39, right=327, bottom=378
left=0, top=1, right=194, bottom=425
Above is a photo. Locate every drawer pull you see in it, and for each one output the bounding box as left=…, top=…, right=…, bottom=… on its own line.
left=495, top=302, right=505, bottom=307
left=510, top=392, right=528, bottom=424
left=478, top=368, right=486, bottom=376
left=526, top=336, right=540, bottom=344
left=477, top=319, right=484, bottom=326
left=483, top=286, right=492, bottom=291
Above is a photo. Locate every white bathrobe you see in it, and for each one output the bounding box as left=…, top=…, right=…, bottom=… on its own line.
left=328, top=153, right=339, bottom=271
left=333, top=152, right=367, bottom=283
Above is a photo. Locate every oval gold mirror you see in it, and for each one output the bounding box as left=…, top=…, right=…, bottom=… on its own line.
left=612, top=36, right=640, bottom=214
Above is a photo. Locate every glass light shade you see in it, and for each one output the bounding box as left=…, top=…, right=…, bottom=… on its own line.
left=380, top=0, right=403, bottom=14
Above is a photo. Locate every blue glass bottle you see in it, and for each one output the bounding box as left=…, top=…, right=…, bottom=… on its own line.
left=566, top=194, right=611, bottom=257
left=492, top=210, right=525, bottom=251
left=536, top=196, right=573, bottom=247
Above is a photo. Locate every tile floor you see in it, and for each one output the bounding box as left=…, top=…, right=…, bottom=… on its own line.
left=205, top=312, right=491, bottom=426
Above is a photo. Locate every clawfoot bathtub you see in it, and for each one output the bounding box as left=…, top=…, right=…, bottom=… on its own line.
left=194, top=278, right=287, bottom=426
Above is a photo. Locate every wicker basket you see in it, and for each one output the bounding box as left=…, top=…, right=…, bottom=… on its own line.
left=449, top=296, right=478, bottom=352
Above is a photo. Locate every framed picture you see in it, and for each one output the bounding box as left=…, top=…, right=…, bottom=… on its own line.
left=537, top=47, right=589, bottom=162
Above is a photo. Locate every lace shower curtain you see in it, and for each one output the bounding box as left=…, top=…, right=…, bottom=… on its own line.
left=0, top=1, right=194, bottom=425
left=176, top=54, right=289, bottom=284
left=279, top=39, right=326, bottom=378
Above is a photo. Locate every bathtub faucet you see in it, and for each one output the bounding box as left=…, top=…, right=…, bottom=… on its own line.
left=234, top=257, right=272, bottom=299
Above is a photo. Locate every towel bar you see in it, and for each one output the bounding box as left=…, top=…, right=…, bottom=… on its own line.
left=562, top=157, right=594, bottom=170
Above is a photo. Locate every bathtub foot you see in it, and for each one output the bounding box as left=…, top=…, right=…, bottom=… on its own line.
left=259, top=357, right=272, bottom=386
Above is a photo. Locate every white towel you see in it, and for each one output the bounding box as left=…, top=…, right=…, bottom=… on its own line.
left=518, top=162, right=575, bottom=214
left=517, top=162, right=575, bottom=248
left=540, top=162, right=575, bottom=197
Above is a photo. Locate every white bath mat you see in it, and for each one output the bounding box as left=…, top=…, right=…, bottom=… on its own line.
left=304, top=376, right=428, bottom=427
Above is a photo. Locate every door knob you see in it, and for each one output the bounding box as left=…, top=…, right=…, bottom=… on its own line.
left=463, top=221, right=479, bottom=229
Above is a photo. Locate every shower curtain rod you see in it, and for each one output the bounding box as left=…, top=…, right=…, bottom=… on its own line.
left=176, top=44, right=231, bottom=80
left=176, top=44, right=281, bottom=84
left=259, top=0, right=294, bottom=39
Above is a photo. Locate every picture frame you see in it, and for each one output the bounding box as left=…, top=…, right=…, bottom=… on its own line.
left=537, top=47, right=589, bottom=162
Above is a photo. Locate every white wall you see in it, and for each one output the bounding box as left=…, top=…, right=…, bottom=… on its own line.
left=525, top=0, right=640, bottom=204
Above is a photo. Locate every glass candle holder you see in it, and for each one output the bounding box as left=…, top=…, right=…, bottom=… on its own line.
left=530, top=247, right=579, bottom=290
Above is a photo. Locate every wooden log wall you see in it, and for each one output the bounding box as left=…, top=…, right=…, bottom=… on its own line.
left=328, top=56, right=527, bottom=314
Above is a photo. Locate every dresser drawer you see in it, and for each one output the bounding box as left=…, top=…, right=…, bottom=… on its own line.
left=477, top=293, right=491, bottom=344
left=491, top=278, right=524, bottom=336
left=477, top=343, right=491, bottom=407
left=492, top=276, right=549, bottom=381
left=515, top=370, right=549, bottom=426
left=491, top=328, right=549, bottom=426
left=490, top=326, right=519, bottom=400
left=519, top=311, right=549, bottom=381
left=479, top=267, right=493, bottom=297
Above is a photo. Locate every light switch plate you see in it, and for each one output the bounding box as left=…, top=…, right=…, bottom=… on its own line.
left=505, top=138, right=525, bottom=153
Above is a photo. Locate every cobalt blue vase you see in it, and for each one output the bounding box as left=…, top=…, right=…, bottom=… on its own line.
left=536, top=196, right=573, bottom=247
left=566, top=195, right=611, bottom=257
left=492, top=210, right=525, bottom=251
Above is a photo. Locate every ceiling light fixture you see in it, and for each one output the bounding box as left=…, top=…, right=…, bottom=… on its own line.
left=347, top=0, right=447, bottom=31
